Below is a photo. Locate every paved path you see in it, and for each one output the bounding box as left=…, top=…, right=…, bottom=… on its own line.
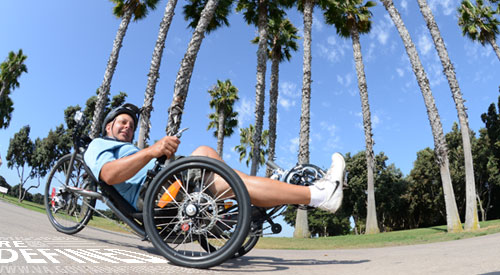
left=1, top=199, right=499, bottom=274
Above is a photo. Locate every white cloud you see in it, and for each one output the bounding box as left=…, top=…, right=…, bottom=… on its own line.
left=288, top=137, right=299, bottom=154
left=279, top=81, right=299, bottom=111
left=280, top=81, right=299, bottom=97
left=418, top=32, right=433, bottom=56
left=313, top=14, right=323, bottom=32
left=279, top=97, right=296, bottom=110
left=318, top=121, right=341, bottom=150
left=320, top=121, right=337, bottom=135
left=317, top=36, right=349, bottom=63
left=337, top=73, right=353, bottom=87
left=428, top=0, right=458, bottom=16
left=401, top=0, right=408, bottom=12
left=235, top=97, right=253, bottom=127
left=354, top=112, right=381, bottom=130
left=370, top=16, right=393, bottom=46
left=396, top=68, right=405, bottom=77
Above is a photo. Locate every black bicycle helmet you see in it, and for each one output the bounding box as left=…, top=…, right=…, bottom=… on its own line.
left=101, top=103, right=141, bottom=137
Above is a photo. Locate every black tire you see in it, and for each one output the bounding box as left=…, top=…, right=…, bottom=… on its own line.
left=201, top=222, right=261, bottom=258
left=143, top=156, right=251, bottom=268
left=233, top=232, right=260, bottom=258
left=44, top=154, right=96, bottom=234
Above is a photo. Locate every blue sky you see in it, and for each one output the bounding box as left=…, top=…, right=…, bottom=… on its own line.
left=0, top=0, right=499, bottom=236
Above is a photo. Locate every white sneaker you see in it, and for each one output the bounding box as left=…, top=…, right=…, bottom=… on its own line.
left=313, top=153, right=345, bottom=213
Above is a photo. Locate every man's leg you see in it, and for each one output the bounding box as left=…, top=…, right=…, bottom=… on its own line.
left=190, top=146, right=320, bottom=208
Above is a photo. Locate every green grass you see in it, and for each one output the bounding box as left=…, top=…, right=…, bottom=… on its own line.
left=255, top=220, right=500, bottom=250
left=3, top=194, right=500, bottom=250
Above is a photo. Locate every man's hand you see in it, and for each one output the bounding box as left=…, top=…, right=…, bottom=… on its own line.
left=148, top=136, right=180, bottom=159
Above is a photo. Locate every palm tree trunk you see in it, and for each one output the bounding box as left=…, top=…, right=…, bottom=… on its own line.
left=266, top=51, right=280, bottom=178
left=381, top=0, right=463, bottom=233
left=350, top=27, right=380, bottom=234
left=294, top=0, right=314, bottom=239
left=298, top=0, right=313, bottom=166
left=90, top=8, right=133, bottom=139
left=0, top=84, right=7, bottom=99
left=250, top=0, right=268, bottom=176
left=165, top=0, right=219, bottom=136
left=417, top=0, right=479, bottom=231
left=488, top=36, right=500, bottom=61
left=216, top=108, right=226, bottom=157
left=138, top=0, right=179, bottom=149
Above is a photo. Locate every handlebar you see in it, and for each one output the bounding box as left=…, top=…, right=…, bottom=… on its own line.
left=155, top=128, right=189, bottom=165
left=266, top=160, right=282, bottom=170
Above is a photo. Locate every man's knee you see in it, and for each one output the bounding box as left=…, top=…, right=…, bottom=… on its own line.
left=191, top=145, right=216, bottom=156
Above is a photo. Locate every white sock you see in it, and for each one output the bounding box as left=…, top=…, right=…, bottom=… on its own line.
left=308, top=185, right=326, bottom=207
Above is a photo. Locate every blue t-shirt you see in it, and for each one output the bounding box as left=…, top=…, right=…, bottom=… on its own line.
left=83, top=138, right=155, bottom=210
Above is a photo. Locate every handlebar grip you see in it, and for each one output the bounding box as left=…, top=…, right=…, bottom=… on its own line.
left=266, top=160, right=281, bottom=170
left=157, top=155, right=167, bottom=164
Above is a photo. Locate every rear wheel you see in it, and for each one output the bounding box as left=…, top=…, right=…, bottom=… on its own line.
left=44, top=154, right=96, bottom=234
left=143, top=156, right=251, bottom=268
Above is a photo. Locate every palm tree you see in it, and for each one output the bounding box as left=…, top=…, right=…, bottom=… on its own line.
left=237, top=0, right=271, bottom=176
left=234, top=124, right=269, bottom=167
left=324, top=0, right=379, bottom=234
left=207, top=79, right=239, bottom=157
left=165, top=0, right=233, bottom=135
left=137, top=0, right=181, bottom=149
left=253, top=18, right=299, bottom=177
left=0, top=49, right=27, bottom=129
left=381, top=0, right=463, bottom=233
left=293, top=0, right=315, bottom=239
left=458, top=0, right=500, bottom=61
left=417, top=0, right=480, bottom=231
left=0, top=49, right=27, bottom=100
left=90, top=0, right=160, bottom=139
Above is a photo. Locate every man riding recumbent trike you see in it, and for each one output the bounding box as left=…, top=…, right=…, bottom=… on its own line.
left=44, top=103, right=346, bottom=268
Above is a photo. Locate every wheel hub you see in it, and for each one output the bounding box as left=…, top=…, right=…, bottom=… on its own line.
left=185, top=204, right=198, bottom=217
left=177, top=192, right=218, bottom=235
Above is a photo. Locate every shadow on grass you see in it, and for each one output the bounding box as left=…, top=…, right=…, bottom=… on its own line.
left=429, top=226, right=447, bottom=232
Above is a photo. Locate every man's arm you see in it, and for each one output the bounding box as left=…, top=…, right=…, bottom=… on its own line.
left=100, top=136, right=180, bottom=185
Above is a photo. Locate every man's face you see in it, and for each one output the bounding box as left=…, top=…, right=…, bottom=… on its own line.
left=105, top=113, right=135, bottom=142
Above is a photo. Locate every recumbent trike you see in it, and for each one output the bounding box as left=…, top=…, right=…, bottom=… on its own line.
left=44, top=111, right=327, bottom=268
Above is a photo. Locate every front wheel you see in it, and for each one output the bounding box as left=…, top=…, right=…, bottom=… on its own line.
left=44, top=154, right=96, bottom=234
left=143, top=156, right=251, bottom=268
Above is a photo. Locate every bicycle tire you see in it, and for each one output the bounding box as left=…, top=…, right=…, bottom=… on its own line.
left=143, top=156, right=251, bottom=268
left=44, top=153, right=96, bottom=234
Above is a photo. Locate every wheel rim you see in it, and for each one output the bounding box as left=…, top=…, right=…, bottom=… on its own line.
left=144, top=157, right=250, bottom=267
left=45, top=155, right=95, bottom=233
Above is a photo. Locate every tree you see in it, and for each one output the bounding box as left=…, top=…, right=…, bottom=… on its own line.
left=477, top=89, right=500, bottom=220
left=6, top=126, right=34, bottom=202
left=207, top=79, right=239, bottom=157
left=237, top=0, right=270, bottom=176
left=29, top=125, right=72, bottom=196
left=253, top=17, right=299, bottom=177
left=0, top=49, right=27, bottom=129
left=405, top=148, right=446, bottom=228
left=418, top=0, right=479, bottom=231
left=90, top=0, right=159, bottom=138
left=283, top=204, right=351, bottom=236
left=236, top=0, right=291, bottom=176
left=458, top=0, right=500, bottom=61
left=294, top=0, right=328, bottom=238
left=324, top=0, right=379, bottom=234
left=381, top=0, right=463, bottom=233
left=137, top=0, right=181, bottom=149
left=165, top=0, right=232, bottom=136
left=234, top=124, right=269, bottom=168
